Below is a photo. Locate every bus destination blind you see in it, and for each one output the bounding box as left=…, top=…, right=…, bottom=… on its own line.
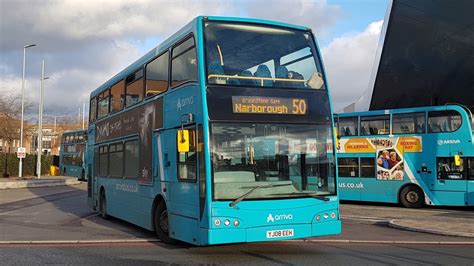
left=232, top=96, right=307, bottom=115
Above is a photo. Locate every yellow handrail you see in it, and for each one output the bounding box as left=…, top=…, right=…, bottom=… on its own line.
left=208, top=74, right=306, bottom=86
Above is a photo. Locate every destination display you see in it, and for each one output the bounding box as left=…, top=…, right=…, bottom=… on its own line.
left=232, top=96, right=307, bottom=115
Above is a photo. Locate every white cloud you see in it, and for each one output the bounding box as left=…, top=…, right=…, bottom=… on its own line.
left=321, top=20, right=383, bottom=111
left=0, top=0, right=343, bottom=116
left=243, top=0, right=342, bottom=34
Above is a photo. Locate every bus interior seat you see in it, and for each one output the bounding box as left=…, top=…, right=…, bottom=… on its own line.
left=214, top=171, right=256, bottom=183
left=275, top=65, right=289, bottom=87
left=254, top=65, right=273, bottom=87
left=208, top=61, right=225, bottom=84
left=288, top=71, right=305, bottom=88
left=240, top=70, right=257, bottom=86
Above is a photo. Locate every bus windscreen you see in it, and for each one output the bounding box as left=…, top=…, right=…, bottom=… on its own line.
left=204, top=21, right=325, bottom=90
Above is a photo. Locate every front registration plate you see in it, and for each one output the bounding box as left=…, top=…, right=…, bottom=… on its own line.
left=266, top=229, right=294, bottom=239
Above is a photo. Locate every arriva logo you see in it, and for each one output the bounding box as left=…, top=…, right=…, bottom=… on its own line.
left=266, top=213, right=293, bottom=223
left=437, top=139, right=461, bottom=145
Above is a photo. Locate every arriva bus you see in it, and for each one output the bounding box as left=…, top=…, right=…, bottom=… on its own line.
left=60, top=129, right=87, bottom=180
left=87, top=16, right=340, bottom=246
left=335, top=104, right=474, bottom=207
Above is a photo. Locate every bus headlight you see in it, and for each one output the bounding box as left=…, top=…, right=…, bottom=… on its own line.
left=316, top=215, right=321, bottom=221
left=331, top=212, right=336, bottom=219
left=214, top=219, right=221, bottom=227
left=234, top=220, right=240, bottom=227
left=323, top=213, right=329, bottom=219
left=224, top=219, right=230, bottom=226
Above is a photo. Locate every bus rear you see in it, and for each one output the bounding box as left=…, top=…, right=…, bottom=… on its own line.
left=59, top=130, right=87, bottom=180
left=198, top=18, right=340, bottom=244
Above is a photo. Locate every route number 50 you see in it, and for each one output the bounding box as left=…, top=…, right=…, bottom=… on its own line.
left=292, top=99, right=307, bottom=115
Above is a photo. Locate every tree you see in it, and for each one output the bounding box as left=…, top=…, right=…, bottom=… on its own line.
left=0, top=92, right=32, bottom=152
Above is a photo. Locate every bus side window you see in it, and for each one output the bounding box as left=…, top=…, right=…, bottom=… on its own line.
left=428, top=110, right=462, bottom=133
left=171, top=37, right=198, bottom=88
left=177, top=128, right=197, bottom=181
left=360, top=115, right=389, bottom=135
left=99, top=145, right=108, bottom=177
left=469, top=158, right=474, bottom=180
left=437, top=157, right=464, bottom=180
left=146, top=51, right=169, bottom=97
left=110, top=80, right=125, bottom=113
left=337, top=158, right=359, bottom=177
left=338, top=117, right=358, bottom=136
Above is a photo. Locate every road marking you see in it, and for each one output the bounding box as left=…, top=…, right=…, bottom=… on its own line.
left=0, top=239, right=473, bottom=245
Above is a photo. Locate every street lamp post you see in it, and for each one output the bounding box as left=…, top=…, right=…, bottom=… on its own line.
left=37, top=60, right=48, bottom=179
left=19, top=43, right=36, bottom=179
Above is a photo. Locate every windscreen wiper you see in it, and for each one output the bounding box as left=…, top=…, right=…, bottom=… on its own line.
left=269, top=192, right=330, bottom=201
left=229, top=183, right=294, bottom=207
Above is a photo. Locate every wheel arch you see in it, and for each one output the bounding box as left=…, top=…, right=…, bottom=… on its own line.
left=151, top=194, right=166, bottom=232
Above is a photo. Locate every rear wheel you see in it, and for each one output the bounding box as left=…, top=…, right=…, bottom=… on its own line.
left=99, top=191, right=109, bottom=219
left=154, top=201, right=177, bottom=244
left=400, top=186, right=424, bottom=208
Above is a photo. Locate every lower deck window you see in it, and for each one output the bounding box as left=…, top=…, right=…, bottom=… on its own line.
left=338, top=158, right=359, bottom=177
left=437, top=157, right=465, bottom=180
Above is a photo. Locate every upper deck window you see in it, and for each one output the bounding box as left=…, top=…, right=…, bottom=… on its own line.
left=428, top=110, right=461, bottom=133
left=125, top=70, right=144, bottom=107
left=90, top=97, right=97, bottom=122
left=146, top=51, right=169, bottom=97
left=97, top=90, right=110, bottom=119
left=171, top=37, right=197, bottom=88
left=337, top=117, right=358, bottom=136
left=392, top=112, right=425, bottom=134
left=111, top=80, right=125, bottom=113
left=204, top=22, right=325, bottom=89
left=360, top=115, right=390, bottom=135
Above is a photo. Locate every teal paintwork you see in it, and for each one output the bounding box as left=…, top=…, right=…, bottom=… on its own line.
left=336, top=104, right=474, bottom=206
left=88, top=16, right=341, bottom=246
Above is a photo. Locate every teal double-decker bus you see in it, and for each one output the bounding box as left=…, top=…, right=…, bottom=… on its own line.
left=87, top=16, right=340, bottom=245
left=60, top=129, right=87, bottom=180
left=335, top=104, right=474, bottom=207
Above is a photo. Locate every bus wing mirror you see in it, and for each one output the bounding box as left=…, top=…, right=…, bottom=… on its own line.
left=454, top=154, right=461, bottom=166
left=177, top=129, right=190, bottom=153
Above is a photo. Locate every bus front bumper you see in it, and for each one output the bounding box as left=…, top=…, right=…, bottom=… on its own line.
left=201, top=220, right=341, bottom=245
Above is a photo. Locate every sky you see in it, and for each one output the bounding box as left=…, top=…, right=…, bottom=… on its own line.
left=0, top=0, right=389, bottom=122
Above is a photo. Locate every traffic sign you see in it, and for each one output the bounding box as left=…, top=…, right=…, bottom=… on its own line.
left=17, top=147, right=26, bottom=159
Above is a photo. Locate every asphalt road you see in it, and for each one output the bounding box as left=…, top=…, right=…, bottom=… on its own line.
left=0, top=184, right=473, bottom=265
left=1, top=241, right=473, bottom=265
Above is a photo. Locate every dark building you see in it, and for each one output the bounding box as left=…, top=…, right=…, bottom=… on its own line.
left=368, top=0, right=474, bottom=112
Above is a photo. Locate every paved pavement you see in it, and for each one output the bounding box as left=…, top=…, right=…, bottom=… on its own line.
left=0, top=175, right=81, bottom=189
left=340, top=203, right=474, bottom=238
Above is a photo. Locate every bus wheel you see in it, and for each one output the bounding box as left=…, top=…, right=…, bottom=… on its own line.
left=99, top=191, right=109, bottom=219
left=154, top=201, right=177, bottom=244
left=400, top=186, right=424, bottom=208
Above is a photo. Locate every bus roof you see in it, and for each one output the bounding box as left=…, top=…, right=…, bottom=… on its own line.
left=336, top=104, right=470, bottom=117
left=90, top=16, right=311, bottom=98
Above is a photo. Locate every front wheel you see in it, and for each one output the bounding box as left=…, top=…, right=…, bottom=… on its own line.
left=154, top=201, right=177, bottom=244
left=400, top=186, right=424, bottom=208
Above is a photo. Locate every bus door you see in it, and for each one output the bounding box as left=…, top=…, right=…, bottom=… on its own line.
left=163, top=124, right=200, bottom=243
left=433, top=157, right=468, bottom=204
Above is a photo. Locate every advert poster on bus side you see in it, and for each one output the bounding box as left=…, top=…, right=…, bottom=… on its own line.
left=337, top=136, right=422, bottom=181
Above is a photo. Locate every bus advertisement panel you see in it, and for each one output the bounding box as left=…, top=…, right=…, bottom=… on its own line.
left=336, top=105, right=474, bottom=207
left=86, top=16, right=341, bottom=246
